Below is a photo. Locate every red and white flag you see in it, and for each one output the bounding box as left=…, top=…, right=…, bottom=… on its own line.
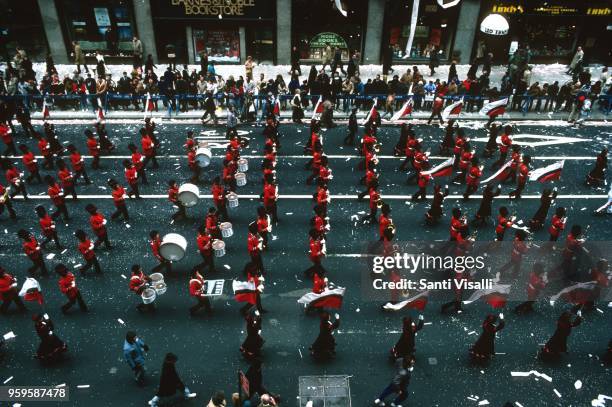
left=422, top=157, right=454, bottom=177
left=272, top=97, right=281, bottom=116
left=480, top=160, right=512, bottom=184
left=297, top=287, right=345, bottom=309
left=529, top=161, right=564, bottom=183
left=42, top=99, right=50, bottom=121
left=549, top=281, right=598, bottom=305
left=311, top=96, right=324, bottom=120
left=96, top=98, right=105, bottom=123
left=361, top=98, right=378, bottom=125
left=382, top=290, right=429, bottom=311
left=143, top=93, right=155, bottom=120
left=390, top=98, right=414, bottom=121
left=442, top=99, right=463, bottom=121
left=19, top=278, right=44, bottom=305
left=233, top=280, right=258, bottom=305
left=463, top=284, right=511, bottom=308
left=480, top=98, right=508, bottom=118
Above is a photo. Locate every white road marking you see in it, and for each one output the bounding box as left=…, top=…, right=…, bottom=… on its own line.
left=11, top=194, right=608, bottom=200
left=471, top=134, right=588, bottom=147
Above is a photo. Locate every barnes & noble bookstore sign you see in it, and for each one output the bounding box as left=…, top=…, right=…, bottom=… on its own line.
left=153, top=0, right=274, bottom=20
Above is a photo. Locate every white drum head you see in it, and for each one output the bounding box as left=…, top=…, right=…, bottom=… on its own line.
left=160, top=233, right=188, bottom=261
left=196, top=147, right=212, bottom=168
left=178, top=183, right=200, bottom=207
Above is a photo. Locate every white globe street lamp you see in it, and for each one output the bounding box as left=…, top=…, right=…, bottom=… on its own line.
left=480, top=13, right=510, bottom=36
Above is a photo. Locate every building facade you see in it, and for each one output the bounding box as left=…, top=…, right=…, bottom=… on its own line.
left=3, top=0, right=608, bottom=66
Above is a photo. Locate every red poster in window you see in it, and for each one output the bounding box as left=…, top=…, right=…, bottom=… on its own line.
left=429, top=28, right=442, bottom=47
left=389, top=27, right=401, bottom=45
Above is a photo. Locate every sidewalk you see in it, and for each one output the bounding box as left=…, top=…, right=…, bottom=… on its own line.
left=28, top=107, right=608, bottom=122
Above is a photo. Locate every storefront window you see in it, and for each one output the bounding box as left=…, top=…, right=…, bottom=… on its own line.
left=57, top=0, right=136, bottom=55
left=292, top=0, right=366, bottom=61
left=0, top=0, right=48, bottom=60
left=193, top=29, right=240, bottom=62
left=384, top=0, right=459, bottom=61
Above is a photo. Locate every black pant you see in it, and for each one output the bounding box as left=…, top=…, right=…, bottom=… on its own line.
left=65, top=185, right=78, bottom=200
left=142, top=155, right=159, bottom=169
left=412, top=186, right=426, bottom=200
left=91, top=155, right=100, bottom=170
left=111, top=203, right=129, bottom=221
left=265, top=203, right=278, bottom=224
left=74, top=168, right=91, bottom=184
left=215, top=202, right=229, bottom=221
left=151, top=259, right=172, bottom=275
left=3, top=141, right=16, bottom=156
left=81, top=256, right=101, bottom=274
left=514, top=300, right=534, bottom=314
left=362, top=207, right=377, bottom=222
left=76, top=63, right=89, bottom=74
left=41, top=232, right=61, bottom=249
left=492, top=151, right=508, bottom=169
left=27, top=256, right=48, bottom=276
left=127, top=183, right=140, bottom=199
left=0, top=201, right=17, bottom=219
left=9, top=183, right=27, bottom=200
left=198, top=251, right=216, bottom=272
left=51, top=204, right=70, bottom=221
left=138, top=167, right=148, bottom=185
left=190, top=296, right=212, bottom=315
left=94, top=232, right=112, bottom=250
left=344, top=129, right=356, bottom=145
left=427, top=111, right=443, bottom=125
left=172, top=202, right=187, bottom=222
left=61, top=291, right=88, bottom=313
left=26, top=169, right=42, bottom=184
left=1, top=291, right=26, bottom=313
left=250, top=252, right=265, bottom=275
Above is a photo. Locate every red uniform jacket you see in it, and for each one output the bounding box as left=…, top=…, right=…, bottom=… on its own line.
left=22, top=152, right=38, bottom=173
left=125, top=167, right=138, bottom=185
left=112, top=186, right=126, bottom=207
left=141, top=135, right=155, bottom=157
left=87, top=138, right=100, bottom=156
left=150, top=237, right=162, bottom=261
left=59, top=272, right=79, bottom=299
left=495, top=215, right=513, bottom=236
left=58, top=168, right=74, bottom=188
left=500, top=134, right=512, bottom=153
left=369, top=188, right=380, bottom=210
left=548, top=215, right=566, bottom=238
left=48, top=183, right=65, bottom=206
left=23, top=237, right=41, bottom=259
left=247, top=233, right=261, bottom=255
left=212, top=184, right=225, bottom=204
left=70, top=152, right=84, bottom=172
left=89, top=213, right=107, bottom=237
left=313, top=272, right=327, bottom=294
left=39, top=215, right=55, bottom=237
left=309, top=237, right=324, bottom=263
left=168, top=185, right=179, bottom=203
left=466, top=166, right=482, bottom=187
left=263, top=184, right=277, bottom=206
left=129, top=272, right=147, bottom=294
left=197, top=233, right=212, bottom=255
left=78, top=239, right=96, bottom=260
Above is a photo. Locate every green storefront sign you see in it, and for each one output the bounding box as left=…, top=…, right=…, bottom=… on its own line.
left=309, top=32, right=348, bottom=49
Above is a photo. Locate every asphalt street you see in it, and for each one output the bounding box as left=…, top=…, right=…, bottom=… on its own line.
left=0, top=119, right=611, bottom=407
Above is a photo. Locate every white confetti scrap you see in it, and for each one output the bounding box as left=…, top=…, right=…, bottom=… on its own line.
left=77, top=385, right=90, bottom=389
left=224, top=264, right=231, bottom=270
left=3, top=331, right=16, bottom=340
left=553, top=389, right=562, bottom=398
left=478, top=401, right=489, bottom=406
left=61, top=249, right=68, bottom=254
left=126, top=224, right=131, bottom=228
left=511, top=371, right=552, bottom=382
left=3, top=376, right=13, bottom=384
left=74, top=264, right=82, bottom=269
left=46, top=253, right=56, bottom=260
left=285, top=212, right=293, bottom=215
left=120, top=274, right=127, bottom=279
left=117, top=318, right=125, bottom=325
left=55, top=383, right=66, bottom=388
left=574, top=380, right=582, bottom=390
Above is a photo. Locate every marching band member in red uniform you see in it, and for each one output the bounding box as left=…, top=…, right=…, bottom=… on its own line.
left=514, top=262, right=547, bottom=314
left=399, top=134, right=420, bottom=171
left=407, top=150, right=429, bottom=184
left=75, top=229, right=102, bottom=274
left=184, top=130, right=195, bottom=153
left=449, top=207, right=468, bottom=242
left=240, top=261, right=266, bottom=314
left=86, top=204, right=112, bottom=249
left=168, top=179, right=186, bottom=222
left=358, top=160, right=378, bottom=201
left=187, top=146, right=201, bottom=184
left=67, top=144, right=91, bottom=184
left=314, top=180, right=330, bottom=218
left=0, top=182, right=17, bottom=219
left=0, top=122, right=16, bottom=156
left=19, top=144, right=42, bottom=183
left=256, top=206, right=271, bottom=250
left=499, top=229, right=529, bottom=277
left=492, top=125, right=513, bottom=169
left=205, top=207, right=222, bottom=240
left=509, top=155, right=530, bottom=199
left=507, top=145, right=522, bottom=183
left=305, top=228, right=327, bottom=278
left=189, top=268, right=212, bottom=315
left=140, top=128, right=159, bottom=169
left=452, top=128, right=467, bottom=169
left=17, top=229, right=48, bottom=276
left=85, top=129, right=101, bottom=170
left=560, top=224, right=585, bottom=278
left=108, top=178, right=129, bottom=221
left=128, top=143, right=148, bottom=185
left=222, top=158, right=237, bottom=192
left=211, top=176, right=229, bottom=221
left=35, top=132, right=53, bottom=170
left=196, top=225, right=216, bottom=273
left=2, top=159, right=28, bottom=200
left=495, top=206, right=514, bottom=241
left=36, top=205, right=61, bottom=249
left=463, top=158, right=483, bottom=199
left=312, top=204, right=329, bottom=238
left=262, top=174, right=278, bottom=225
left=149, top=230, right=171, bottom=275
left=248, top=223, right=265, bottom=274
left=412, top=169, right=432, bottom=201
left=57, top=159, right=77, bottom=200
left=0, top=267, right=27, bottom=313
left=379, top=204, right=392, bottom=241
left=306, top=144, right=324, bottom=184
left=45, top=175, right=70, bottom=221
left=56, top=263, right=88, bottom=313
left=362, top=180, right=380, bottom=223
left=548, top=207, right=567, bottom=242
left=123, top=160, right=140, bottom=199
left=130, top=264, right=153, bottom=312
left=453, top=144, right=474, bottom=184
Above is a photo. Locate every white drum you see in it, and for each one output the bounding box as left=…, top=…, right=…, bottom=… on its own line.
left=195, top=147, right=212, bottom=168
left=227, top=192, right=239, bottom=208
left=154, top=281, right=167, bottom=295
left=220, top=222, right=233, bottom=238
left=178, top=183, right=200, bottom=207
left=150, top=273, right=164, bottom=284
left=141, top=287, right=157, bottom=304
left=238, top=158, right=249, bottom=172
left=236, top=172, right=247, bottom=187
left=212, top=239, right=226, bottom=257
left=160, top=233, right=188, bottom=261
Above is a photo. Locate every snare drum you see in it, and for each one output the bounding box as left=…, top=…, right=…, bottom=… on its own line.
left=160, top=233, right=188, bottom=261
left=154, top=281, right=167, bottom=295
left=212, top=239, right=226, bottom=257
left=227, top=192, right=239, bottom=208
left=235, top=172, right=247, bottom=187
left=141, top=287, right=157, bottom=304
left=150, top=273, right=164, bottom=284
left=220, top=222, right=233, bottom=238
left=195, top=147, right=212, bottom=168
left=178, top=183, right=200, bottom=207
left=238, top=158, right=249, bottom=172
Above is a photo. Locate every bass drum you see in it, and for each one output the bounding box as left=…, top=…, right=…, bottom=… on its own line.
left=196, top=147, right=212, bottom=168
left=178, top=183, right=200, bottom=207
left=160, top=233, right=188, bottom=261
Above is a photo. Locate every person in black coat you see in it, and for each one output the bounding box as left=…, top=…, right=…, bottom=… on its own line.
left=382, top=45, right=394, bottom=76
left=344, top=107, right=358, bottom=145
left=33, top=314, right=67, bottom=362
left=148, top=353, right=196, bottom=406
left=528, top=188, right=558, bottom=230
left=429, top=47, right=439, bottom=76
left=586, top=148, right=607, bottom=186
left=240, top=308, right=265, bottom=361
left=470, top=313, right=505, bottom=364
left=290, top=46, right=301, bottom=75
left=447, top=60, right=458, bottom=84
left=310, top=312, right=340, bottom=360
left=472, top=184, right=501, bottom=227
left=425, top=184, right=449, bottom=225
left=391, top=315, right=424, bottom=360
left=540, top=310, right=582, bottom=362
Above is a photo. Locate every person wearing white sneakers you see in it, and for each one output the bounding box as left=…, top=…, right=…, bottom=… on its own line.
left=373, top=356, right=414, bottom=406
left=148, top=353, right=196, bottom=406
